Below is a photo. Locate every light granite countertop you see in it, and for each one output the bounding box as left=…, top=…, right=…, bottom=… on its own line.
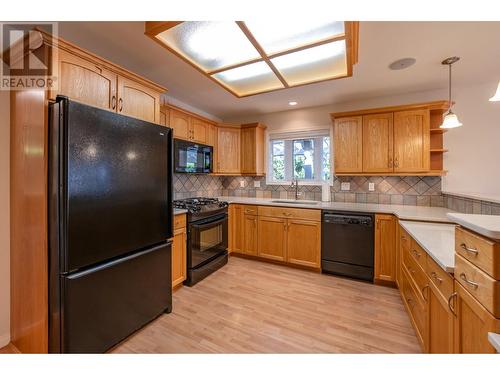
left=399, top=221, right=456, bottom=273
left=217, top=197, right=454, bottom=223
left=447, top=213, right=500, bottom=240
left=488, top=332, right=500, bottom=353
left=174, top=208, right=187, bottom=215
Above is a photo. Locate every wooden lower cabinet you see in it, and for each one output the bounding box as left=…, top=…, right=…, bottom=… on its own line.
left=375, top=214, right=397, bottom=283
left=286, top=219, right=321, bottom=268
left=229, top=204, right=244, bottom=254
left=401, top=267, right=428, bottom=351
left=171, top=227, right=187, bottom=288
left=258, top=216, right=287, bottom=261
left=453, top=281, right=500, bottom=353
left=243, top=214, right=258, bottom=256
left=428, top=282, right=454, bottom=353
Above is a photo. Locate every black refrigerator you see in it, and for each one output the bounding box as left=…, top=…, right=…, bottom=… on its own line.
left=48, top=96, right=173, bottom=353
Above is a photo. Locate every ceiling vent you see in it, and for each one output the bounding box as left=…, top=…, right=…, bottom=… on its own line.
left=389, top=57, right=416, bottom=70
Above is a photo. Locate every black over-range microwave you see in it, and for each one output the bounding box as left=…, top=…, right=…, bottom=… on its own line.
left=174, top=139, right=213, bottom=173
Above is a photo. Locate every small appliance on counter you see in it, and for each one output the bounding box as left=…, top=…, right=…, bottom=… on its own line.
left=48, top=96, right=173, bottom=353
left=174, top=139, right=213, bottom=173
left=173, top=197, right=229, bottom=285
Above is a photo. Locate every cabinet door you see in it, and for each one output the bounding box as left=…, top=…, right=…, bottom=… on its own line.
left=169, top=109, right=190, bottom=140
left=334, top=116, right=363, bottom=173
left=53, top=49, right=117, bottom=111
left=362, top=113, right=394, bottom=173
left=243, top=214, right=258, bottom=256
left=393, top=109, right=430, bottom=172
left=240, top=127, right=256, bottom=174
left=190, top=118, right=209, bottom=144
left=375, top=214, right=397, bottom=283
left=453, top=281, right=500, bottom=353
left=229, top=204, right=244, bottom=253
left=171, top=227, right=186, bottom=288
left=428, top=283, right=454, bottom=353
left=286, top=219, right=321, bottom=268
left=258, top=216, right=287, bottom=261
left=117, top=76, right=160, bottom=123
left=217, top=127, right=241, bottom=174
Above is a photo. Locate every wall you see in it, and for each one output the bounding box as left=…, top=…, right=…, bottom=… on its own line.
left=227, top=81, right=500, bottom=205
left=0, top=91, right=10, bottom=347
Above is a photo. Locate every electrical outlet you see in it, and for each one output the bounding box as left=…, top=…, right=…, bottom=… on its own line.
left=368, top=183, right=375, bottom=191
left=254, top=180, right=261, bottom=188
left=239, top=180, right=245, bottom=188
left=341, top=182, right=350, bottom=191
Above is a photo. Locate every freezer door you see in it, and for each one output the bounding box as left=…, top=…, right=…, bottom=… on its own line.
left=57, top=242, right=172, bottom=353
left=57, top=97, right=173, bottom=271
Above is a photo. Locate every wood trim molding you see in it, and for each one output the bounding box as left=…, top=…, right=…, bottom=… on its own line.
left=330, top=101, right=450, bottom=120
left=162, top=103, right=219, bottom=125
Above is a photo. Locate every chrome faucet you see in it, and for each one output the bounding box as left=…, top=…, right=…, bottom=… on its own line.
left=290, top=178, right=301, bottom=200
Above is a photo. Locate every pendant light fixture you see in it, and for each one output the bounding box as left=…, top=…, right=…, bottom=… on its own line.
left=440, top=56, right=463, bottom=129
left=489, top=80, right=500, bottom=101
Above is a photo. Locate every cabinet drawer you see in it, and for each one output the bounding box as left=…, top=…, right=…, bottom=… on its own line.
left=408, top=240, right=428, bottom=273
left=426, top=255, right=454, bottom=301
left=401, top=268, right=427, bottom=348
left=241, top=205, right=258, bottom=215
left=455, top=254, right=500, bottom=318
left=403, top=247, right=428, bottom=300
left=174, top=214, right=186, bottom=230
left=258, top=206, right=321, bottom=221
left=456, top=227, right=500, bottom=280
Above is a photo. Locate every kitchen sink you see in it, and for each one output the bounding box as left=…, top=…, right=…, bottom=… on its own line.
left=270, top=200, right=319, bottom=205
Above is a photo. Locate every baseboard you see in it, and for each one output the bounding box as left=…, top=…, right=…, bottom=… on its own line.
left=0, top=332, right=11, bottom=348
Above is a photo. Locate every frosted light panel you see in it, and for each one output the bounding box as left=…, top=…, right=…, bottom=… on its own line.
left=212, top=61, right=284, bottom=96
left=244, top=21, right=345, bottom=54
left=157, top=21, right=260, bottom=71
left=271, top=41, right=347, bottom=85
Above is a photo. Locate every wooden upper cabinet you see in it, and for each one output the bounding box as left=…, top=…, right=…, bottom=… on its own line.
left=53, top=49, right=117, bottom=111
left=286, top=219, right=321, bottom=268
left=159, top=106, right=170, bottom=127
left=217, top=126, right=241, bottom=174
left=362, top=113, right=394, bottom=173
left=375, top=214, right=397, bottom=283
left=334, top=116, right=363, bottom=173
left=169, top=109, right=190, bottom=140
left=190, top=117, right=209, bottom=144
left=393, top=109, right=430, bottom=173
left=240, top=123, right=266, bottom=175
left=117, top=76, right=160, bottom=123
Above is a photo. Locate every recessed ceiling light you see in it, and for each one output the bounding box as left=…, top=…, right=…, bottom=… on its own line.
left=389, top=57, right=416, bottom=70
left=289, top=101, right=298, bottom=106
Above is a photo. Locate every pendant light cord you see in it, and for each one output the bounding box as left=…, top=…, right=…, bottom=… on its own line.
left=448, top=63, right=452, bottom=111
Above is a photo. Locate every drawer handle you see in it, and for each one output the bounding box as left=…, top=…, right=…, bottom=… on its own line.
left=118, top=98, right=123, bottom=112
left=245, top=209, right=255, bottom=214
left=406, top=297, right=414, bottom=308
left=408, top=267, right=416, bottom=275
left=430, top=271, right=443, bottom=284
left=421, top=285, right=429, bottom=301
left=460, top=272, right=479, bottom=289
left=111, top=95, right=116, bottom=110
left=448, top=292, right=458, bottom=316
left=412, top=249, right=421, bottom=258
left=283, top=212, right=292, bottom=216
left=460, top=243, right=479, bottom=256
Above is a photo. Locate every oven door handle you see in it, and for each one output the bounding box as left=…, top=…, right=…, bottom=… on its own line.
left=190, top=216, right=227, bottom=230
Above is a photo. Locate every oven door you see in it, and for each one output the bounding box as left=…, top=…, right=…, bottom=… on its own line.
left=188, top=214, right=228, bottom=269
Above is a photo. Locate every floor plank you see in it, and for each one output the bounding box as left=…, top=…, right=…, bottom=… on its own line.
left=112, top=257, right=421, bottom=353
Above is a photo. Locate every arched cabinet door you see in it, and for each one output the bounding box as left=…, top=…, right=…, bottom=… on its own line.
left=52, top=49, right=117, bottom=111
left=117, top=76, right=160, bottom=123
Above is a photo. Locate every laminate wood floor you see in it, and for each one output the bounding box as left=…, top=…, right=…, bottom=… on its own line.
left=112, top=257, right=421, bottom=353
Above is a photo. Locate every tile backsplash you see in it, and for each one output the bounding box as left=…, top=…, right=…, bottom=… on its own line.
left=173, top=174, right=500, bottom=215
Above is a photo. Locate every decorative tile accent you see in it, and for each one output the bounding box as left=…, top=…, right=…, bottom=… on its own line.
left=443, top=193, right=500, bottom=216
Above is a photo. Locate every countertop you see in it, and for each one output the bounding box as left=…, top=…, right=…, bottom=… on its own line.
left=447, top=213, right=500, bottom=240
left=174, top=208, right=187, bottom=215
left=488, top=332, right=500, bottom=353
left=399, top=221, right=456, bottom=273
left=218, top=197, right=454, bottom=223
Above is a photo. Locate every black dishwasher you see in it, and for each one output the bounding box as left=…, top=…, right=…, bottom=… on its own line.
left=321, top=211, right=375, bottom=282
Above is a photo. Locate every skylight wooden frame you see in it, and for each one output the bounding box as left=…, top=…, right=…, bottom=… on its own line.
left=145, top=21, right=359, bottom=98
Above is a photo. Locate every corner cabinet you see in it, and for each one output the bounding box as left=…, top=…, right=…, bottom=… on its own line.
left=331, top=101, right=448, bottom=176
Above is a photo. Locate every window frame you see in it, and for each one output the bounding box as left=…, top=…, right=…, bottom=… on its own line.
left=266, top=129, right=333, bottom=186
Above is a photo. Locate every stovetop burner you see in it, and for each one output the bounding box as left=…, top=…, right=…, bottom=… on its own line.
left=173, top=197, right=228, bottom=216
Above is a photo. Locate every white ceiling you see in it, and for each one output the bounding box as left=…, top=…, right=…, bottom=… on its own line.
left=58, top=21, right=500, bottom=120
